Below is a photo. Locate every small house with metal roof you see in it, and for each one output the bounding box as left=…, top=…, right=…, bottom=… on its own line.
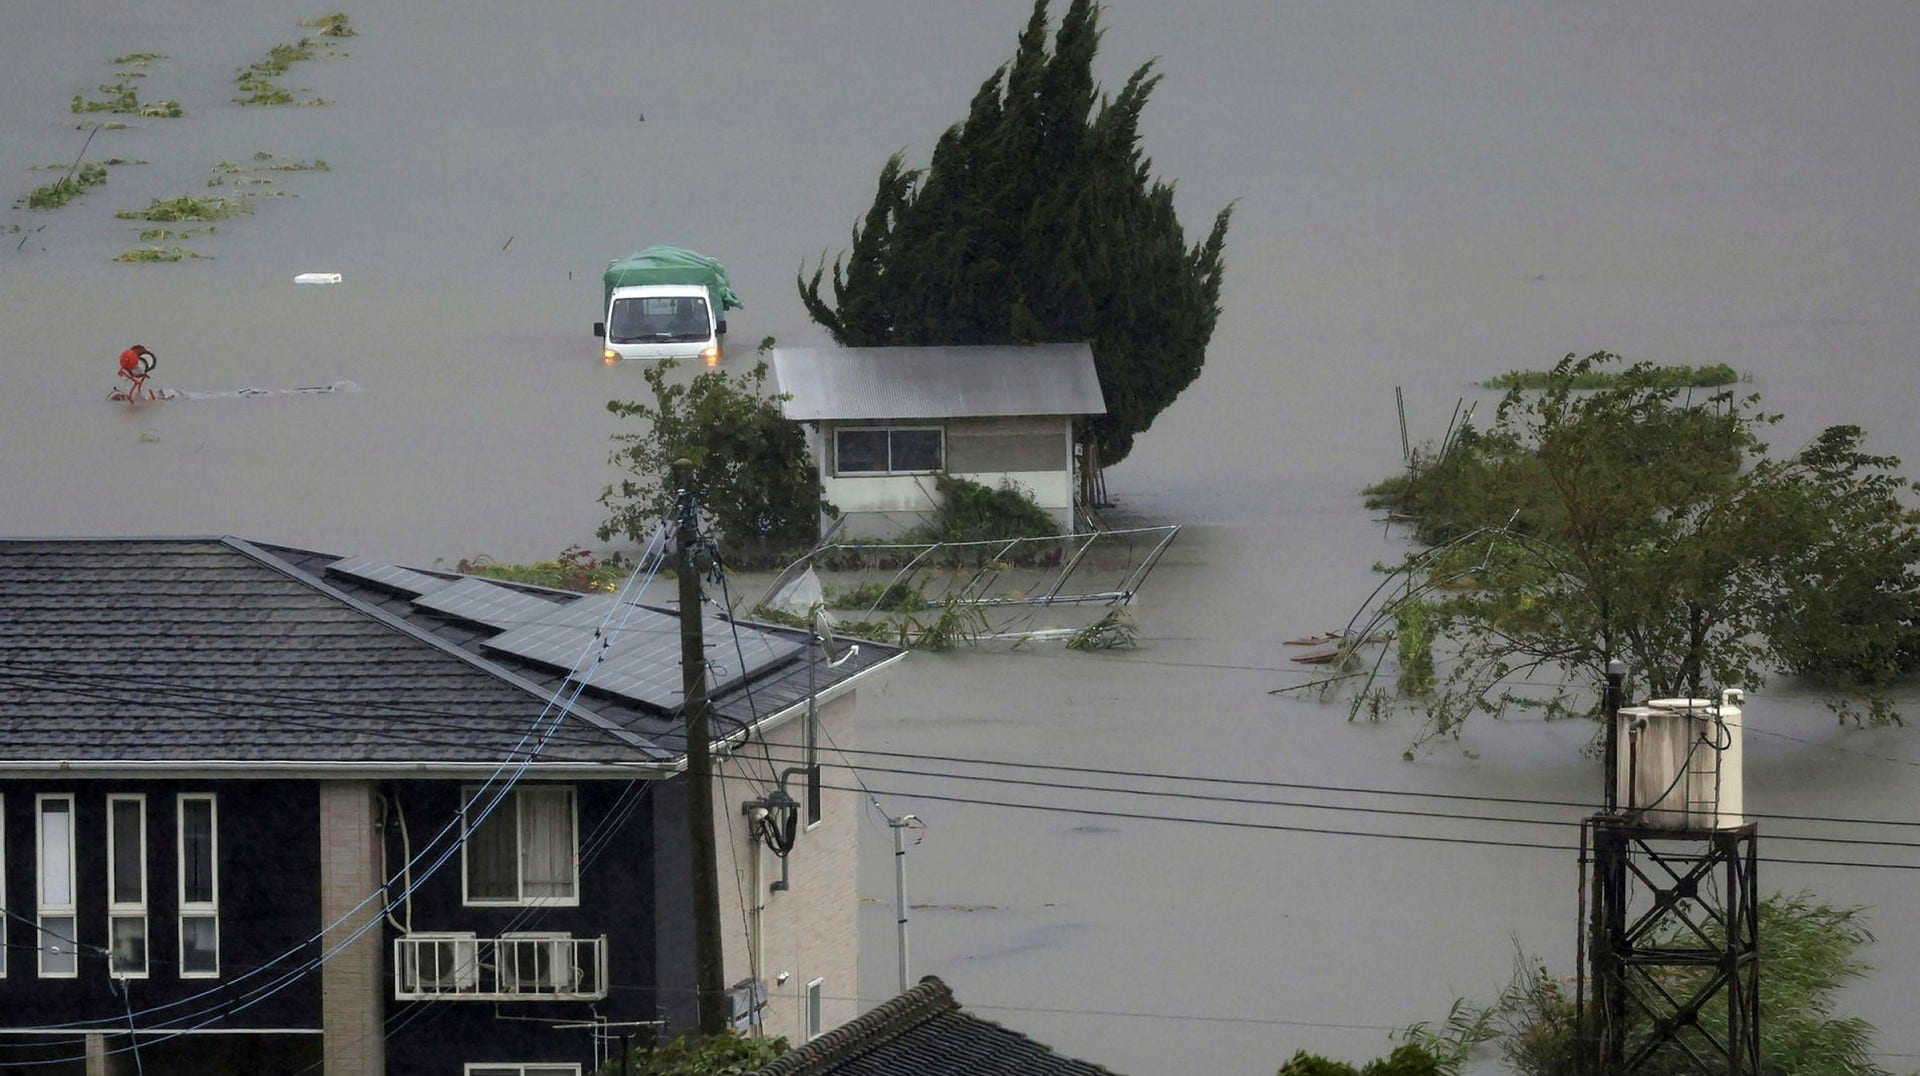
left=772, top=344, right=1107, bottom=538
left=0, top=537, right=902, bottom=1076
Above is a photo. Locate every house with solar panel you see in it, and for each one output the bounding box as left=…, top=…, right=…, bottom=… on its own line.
left=0, top=537, right=903, bottom=1076
left=771, top=344, right=1107, bottom=539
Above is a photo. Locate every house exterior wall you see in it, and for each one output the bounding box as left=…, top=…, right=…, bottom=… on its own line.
left=817, top=416, right=1075, bottom=539
left=0, top=779, right=324, bottom=1073
left=378, top=777, right=663, bottom=1076
left=711, top=691, right=861, bottom=1045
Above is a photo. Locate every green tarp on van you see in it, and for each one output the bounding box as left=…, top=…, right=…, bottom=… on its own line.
left=602, top=246, right=742, bottom=316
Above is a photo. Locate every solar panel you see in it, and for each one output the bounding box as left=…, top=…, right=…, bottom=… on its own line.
left=327, top=558, right=452, bottom=598
left=413, top=577, right=564, bottom=628
left=480, top=603, right=806, bottom=710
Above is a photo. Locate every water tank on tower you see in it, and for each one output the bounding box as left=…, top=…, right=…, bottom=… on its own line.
left=1613, top=689, right=1745, bottom=831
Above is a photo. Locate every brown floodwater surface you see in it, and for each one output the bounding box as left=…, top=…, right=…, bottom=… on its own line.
left=4, top=3, right=1917, bottom=1072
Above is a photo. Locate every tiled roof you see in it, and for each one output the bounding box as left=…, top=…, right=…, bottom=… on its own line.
left=0, top=537, right=898, bottom=770
left=752, top=977, right=1123, bottom=1076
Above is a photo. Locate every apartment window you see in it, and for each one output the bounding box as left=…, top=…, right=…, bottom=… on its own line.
left=108, top=795, right=149, bottom=978
left=465, top=1065, right=580, bottom=1076
left=37, top=795, right=78, bottom=978
left=833, top=427, right=943, bottom=475
left=463, top=786, right=578, bottom=906
left=806, top=978, right=825, bottom=1041
left=178, top=794, right=219, bottom=977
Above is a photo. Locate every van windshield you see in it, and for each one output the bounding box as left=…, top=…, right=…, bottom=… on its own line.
left=608, top=296, right=712, bottom=344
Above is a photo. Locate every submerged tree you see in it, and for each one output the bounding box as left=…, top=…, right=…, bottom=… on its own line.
left=597, top=355, right=830, bottom=560
left=798, top=0, right=1231, bottom=470
left=1341, top=352, right=1920, bottom=750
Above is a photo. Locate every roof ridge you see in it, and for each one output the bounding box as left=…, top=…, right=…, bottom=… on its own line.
left=751, top=976, right=958, bottom=1076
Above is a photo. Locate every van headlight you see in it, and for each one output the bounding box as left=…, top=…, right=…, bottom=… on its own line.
left=701, top=345, right=721, bottom=366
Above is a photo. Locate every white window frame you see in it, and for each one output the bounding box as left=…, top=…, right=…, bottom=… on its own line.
left=107, top=794, right=149, bottom=979
left=36, top=794, right=78, bottom=979
left=806, top=977, right=825, bottom=1040
left=464, top=1065, right=581, bottom=1076
left=832, top=425, right=945, bottom=476
left=177, top=793, right=219, bottom=979
left=460, top=785, right=580, bottom=908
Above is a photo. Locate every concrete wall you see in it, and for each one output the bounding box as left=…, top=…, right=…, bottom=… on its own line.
left=318, top=782, right=383, bottom=1076
left=710, top=691, right=861, bottom=1044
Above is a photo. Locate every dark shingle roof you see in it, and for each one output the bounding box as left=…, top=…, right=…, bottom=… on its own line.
left=0, top=537, right=899, bottom=770
left=751, top=976, right=1123, bottom=1076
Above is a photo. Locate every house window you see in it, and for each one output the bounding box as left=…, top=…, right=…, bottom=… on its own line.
left=108, top=795, right=149, bottom=978
left=37, top=794, right=78, bottom=978
left=463, top=786, right=578, bottom=906
left=178, top=794, right=219, bottom=977
left=465, top=1066, right=580, bottom=1076
left=806, top=978, right=825, bottom=1040
left=834, top=427, right=943, bottom=475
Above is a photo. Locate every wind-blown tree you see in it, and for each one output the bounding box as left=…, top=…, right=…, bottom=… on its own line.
left=597, top=356, right=830, bottom=562
left=799, top=0, right=1231, bottom=470
left=1343, top=353, right=1920, bottom=749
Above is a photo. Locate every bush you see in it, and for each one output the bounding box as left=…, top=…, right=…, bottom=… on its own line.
left=1276, top=1044, right=1442, bottom=1076
left=908, top=473, right=1058, bottom=544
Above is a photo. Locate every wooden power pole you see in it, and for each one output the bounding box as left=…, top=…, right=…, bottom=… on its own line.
left=674, top=460, right=729, bottom=1037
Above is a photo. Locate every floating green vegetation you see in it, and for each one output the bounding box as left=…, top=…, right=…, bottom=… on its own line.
left=20, top=163, right=108, bottom=210
left=299, top=12, right=357, bottom=37
left=1065, top=609, right=1138, bottom=651
left=1481, top=362, right=1740, bottom=390
left=116, top=195, right=253, bottom=222
left=138, top=226, right=216, bottom=241
left=235, top=19, right=352, bottom=106
left=114, top=246, right=206, bottom=263
left=110, top=52, right=167, bottom=65
left=206, top=153, right=329, bottom=187
left=31, top=158, right=136, bottom=171
left=452, top=547, right=630, bottom=593
left=253, top=150, right=329, bottom=171
left=71, top=80, right=183, bottom=117
left=75, top=121, right=129, bottom=131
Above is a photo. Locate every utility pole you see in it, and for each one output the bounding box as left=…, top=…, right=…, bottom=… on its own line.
left=675, top=459, right=728, bottom=1037
left=888, top=813, right=919, bottom=994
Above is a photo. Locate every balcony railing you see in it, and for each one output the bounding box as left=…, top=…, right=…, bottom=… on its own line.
left=393, top=933, right=607, bottom=1002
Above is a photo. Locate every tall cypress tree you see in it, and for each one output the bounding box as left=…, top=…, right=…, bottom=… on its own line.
left=799, top=0, right=1230, bottom=466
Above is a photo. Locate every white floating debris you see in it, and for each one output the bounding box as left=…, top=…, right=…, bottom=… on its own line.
left=294, top=272, right=342, bottom=284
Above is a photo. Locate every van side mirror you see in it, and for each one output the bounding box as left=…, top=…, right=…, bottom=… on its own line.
left=716, top=319, right=727, bottom=336
left=593, top=322, right=605, bottom=337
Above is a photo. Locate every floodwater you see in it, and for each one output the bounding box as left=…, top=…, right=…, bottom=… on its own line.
left=4, top=3, right=1918, bottom=1072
